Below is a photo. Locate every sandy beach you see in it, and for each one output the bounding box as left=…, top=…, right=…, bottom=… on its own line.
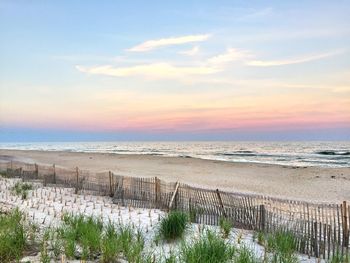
left=0, top=149, right=349, bottom=202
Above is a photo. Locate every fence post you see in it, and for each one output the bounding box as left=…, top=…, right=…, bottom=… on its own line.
left=121, top=176, right=125, bottom=206
left=111, top=172, right=115, bottom=194
left=35, top=163, right=39, bottom=178
left=343, top=201, right=349, bottom=248
left=43, top=173, right=47, bottom=187
left=314, top=221, right=319, bottom=258
left=189, top=197, right=194, bottom=222
left=109, top=171, right=113, bottom=197
left=155, top=177, right=161, bottom=208
left=216, top=189, right=227, bottom=218
left=168, top=182, right=180, bottom=211
left=260, top=204, right=266, bottom=231
left=75, top=167, right=79, bottom=194
left=53, top=164, right=56, bottom=184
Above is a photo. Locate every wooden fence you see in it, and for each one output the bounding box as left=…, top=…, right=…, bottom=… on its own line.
left=0, top=160, right=349, bottom=260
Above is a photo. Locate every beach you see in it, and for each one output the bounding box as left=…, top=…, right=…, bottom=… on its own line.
left=0, top=176, right=316, bottom=262
left=1, top=149, right=349, bottom=202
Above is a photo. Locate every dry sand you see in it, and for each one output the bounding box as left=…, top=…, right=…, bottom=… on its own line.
left=0, top=149, right=349, bottom=202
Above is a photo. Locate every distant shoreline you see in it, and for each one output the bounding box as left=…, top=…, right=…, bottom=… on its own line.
left=1, top=149, right=349, bottom=203
left=0, top=148, right=311, bottom=168
left=0, top=141, right=349, bottom=168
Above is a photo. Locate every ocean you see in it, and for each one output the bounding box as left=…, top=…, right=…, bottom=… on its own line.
left=0, top=141, right=349, bottom=168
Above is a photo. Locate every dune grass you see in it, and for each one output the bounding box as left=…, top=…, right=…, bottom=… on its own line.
left=1, top=206, right=340, bottom=263
left=159, top=211, right=189, bottom=241
left=100, top=222, right=120, bottom=263
left=118, top=224, right=145, bottom=262
left=40, top=229, right=51, bottom=263
left=0, top=209, right=27, bottom=262
left=219, top=217, right=233, bottom=238
left=180, top=229, right=235, bottom=263
left=58, top=213, right=103, bottom=260
left=0, top=170, right=10, bottom=178
left=265, top=229, right=298, bottom=263
left=11, top=181, right=33, bottom=199
left=235, top=245, right=261, bottom=263
left=53, top=213, right=147, bottom=262
left=329, top=250, right=350, bottom=263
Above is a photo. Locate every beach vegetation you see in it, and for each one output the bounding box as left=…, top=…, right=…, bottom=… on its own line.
left=0, top=209, right=27, bottom=262
left=40, top=230, right=51, bottom=263
left=219, top=217, right=233, bottom=238
left=100, top=222, right=119, bottom=263
left=50, top=230, right=63, bottom=259
left=51, top=213, right=147, bottom=262
left=235, top=245, right=261, bottom=263
left=253, top=231, right=265, bottom=246
left=11, top=181, right=32, bottom=199
left=165, top=250, right=178, bottom=263
left=180, top=229, right=235, bottom=263
left=265, top=229, right=298, bottom=263
left=329, top=250, right=350, bottom=263
left=58, top=213, right=103, bottom=260
left=118, top=224, right=145, bottom=262
left=158, top=211, right=189, bottom=241
left=0, top=170, right=10, bottom=178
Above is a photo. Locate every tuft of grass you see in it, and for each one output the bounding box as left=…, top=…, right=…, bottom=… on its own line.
left=0, top=171, right=10, bottom=178
left=0, top=209, right=27, bottom=262
left=165, top=250, right=178, bottom=263
left=329, top=250, right=350, bottom=263
left=219, top=217, right=233, bottom=238
left=60, top=227, right=76, bottom=259
left=119, top=225, right=145, bottom=262
left=266, top=229, right=298, bottom=263
left=235, top=245, right=261, bottom=263
left=159, top=211, right=189, bottom=241
left=180, top=229, right=235, bottom=263
left=256, top=231, right=265, bottom=246
left=50, top=230, right=63, bottom=259
left=119, top=224, right=134, bottom=255
left=100, top=222, right=120, bottom=263
left=40, top=230, right=51, bottom=263
left=11, top=182, right=33, bottom=199
left=58, top=213, right=103, bottom=260
left=57, top=214, right=147, bottom=262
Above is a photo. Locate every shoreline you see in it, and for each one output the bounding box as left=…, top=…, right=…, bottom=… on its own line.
left=1, top=147, right=347, bottom=169
left=1, top=149, right=349, bottom=203
left=0, top=148, right=315, bottom=168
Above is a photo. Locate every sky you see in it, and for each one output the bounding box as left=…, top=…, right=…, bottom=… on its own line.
left=0, top=0, right=349, bottom=141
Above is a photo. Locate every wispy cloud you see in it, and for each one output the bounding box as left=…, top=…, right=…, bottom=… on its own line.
left=76, top=63, right=219, bottom=79
left=208, top=48, right=252, bottom=65
left=127, top=34, right=210, bottom=52
left=76, top=47, right=345, bottom=81
left=178, top=46, right=200, bottom=56
left=246, top=50, right=343, bottom=67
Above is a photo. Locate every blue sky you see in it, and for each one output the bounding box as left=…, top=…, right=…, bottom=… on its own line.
left=0, top=1, right=349, bottom=141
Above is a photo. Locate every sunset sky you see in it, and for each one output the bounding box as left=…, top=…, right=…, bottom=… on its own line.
left=0, top=1, right=349, bottom=141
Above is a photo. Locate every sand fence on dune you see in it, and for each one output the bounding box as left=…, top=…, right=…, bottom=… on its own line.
left=0, top=160, right=349, bottom=260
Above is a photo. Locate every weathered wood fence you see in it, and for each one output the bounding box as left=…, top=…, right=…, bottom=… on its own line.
left=0, top=160, right=349, bottom=260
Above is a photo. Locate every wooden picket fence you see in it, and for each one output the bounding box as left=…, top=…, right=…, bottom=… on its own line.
left=0, top=160, right=349, bottom=260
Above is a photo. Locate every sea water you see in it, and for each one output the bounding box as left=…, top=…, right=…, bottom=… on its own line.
left=0, top=141, right=349, bottom=168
